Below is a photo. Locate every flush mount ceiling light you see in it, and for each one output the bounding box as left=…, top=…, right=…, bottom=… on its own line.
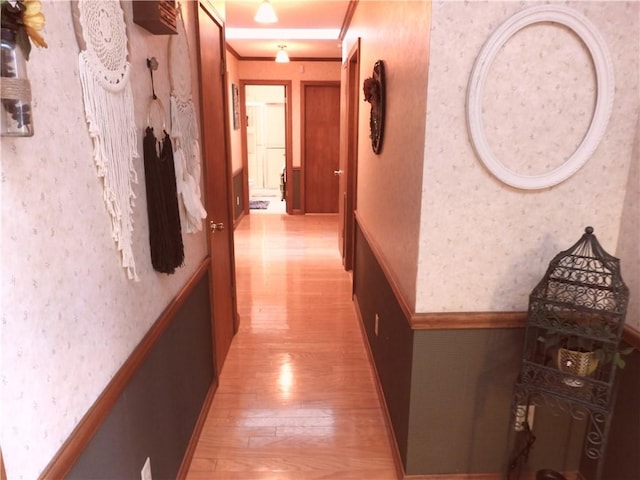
left=255, top=0, right=278, bottom=24
left=275, top=45, right=289, bottom=63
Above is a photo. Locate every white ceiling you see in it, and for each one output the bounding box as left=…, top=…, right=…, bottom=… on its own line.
left=224, top=0, right=352, bottom=60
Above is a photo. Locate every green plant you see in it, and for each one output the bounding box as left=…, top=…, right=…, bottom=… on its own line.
left=538, top=322, right=634, bottom=370
left=605, top=343, right=634, bottom=369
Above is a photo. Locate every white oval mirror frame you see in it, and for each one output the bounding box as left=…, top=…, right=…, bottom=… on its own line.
left=466, top=5, right=615, bottom=190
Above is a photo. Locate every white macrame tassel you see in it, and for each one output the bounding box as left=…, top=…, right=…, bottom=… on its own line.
left=171, top=95, right=207, bottom=233
left=79, top=51, right=139, bottom=280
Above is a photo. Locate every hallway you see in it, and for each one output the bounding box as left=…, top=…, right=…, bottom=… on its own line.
left=186, top=214, right=398, bottom=479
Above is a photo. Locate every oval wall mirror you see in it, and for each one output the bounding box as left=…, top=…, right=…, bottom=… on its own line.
left=466, top=5, right=614, bottom=190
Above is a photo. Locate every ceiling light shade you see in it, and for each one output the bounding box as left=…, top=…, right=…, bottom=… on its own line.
left=275, top=46, right=289, bottom=63
left=254, top=0, right=278, bottom=23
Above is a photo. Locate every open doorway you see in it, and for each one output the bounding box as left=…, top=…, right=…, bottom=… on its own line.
left=241, top=83, right=291, bottom=214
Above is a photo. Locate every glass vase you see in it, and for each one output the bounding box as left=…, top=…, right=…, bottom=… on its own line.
left=1, top=27, right=34, bottom=137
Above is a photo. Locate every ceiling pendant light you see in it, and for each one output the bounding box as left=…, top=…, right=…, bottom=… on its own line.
left=255, top=0, right=278, bottom=24
left=275, top=45, right=289, bottom=63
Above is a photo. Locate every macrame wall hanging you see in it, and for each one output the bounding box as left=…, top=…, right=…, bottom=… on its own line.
left=143, top=58, right=184, bottom=274
left=73, top=0, right=139, bottom=280
left=168, top=4, right=207, bottom=233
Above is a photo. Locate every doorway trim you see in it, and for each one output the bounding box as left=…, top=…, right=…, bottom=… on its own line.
left=196, top=0, right=239, bottom=373
left=340, top=39, right=361, bottom=270
left=239, top=80, right=293, bottom=215
left=300, top=80, right=341, bottom=214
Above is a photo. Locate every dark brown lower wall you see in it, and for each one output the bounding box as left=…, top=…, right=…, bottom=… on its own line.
left=292, top=167, right=301, bottom=212
left=65, top=272, right=214, bottom=479
left=581, top=347, right=640, bottom=480
left=353, top=219, right=596, bottom=478
left=408, top=329, right=587, bottom=476
left=354, top=224, right=413, bottom=466
left=408, top=328, right=521, bottom=474
left=232, top=168, right=245, bottom=222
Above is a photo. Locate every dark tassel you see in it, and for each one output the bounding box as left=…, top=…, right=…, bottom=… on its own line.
left=143, top=127, right=184, bottom=274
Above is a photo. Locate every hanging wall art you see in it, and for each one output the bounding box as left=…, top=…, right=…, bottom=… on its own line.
left=72, top=0, right=139, bottom=280
left=168, top=4, right=207, bottom=233
left=143, top=58, right=184, bottom=274
left=466, top=5, right=614, bottom=190
left=363, top=60, right=385, bottom=154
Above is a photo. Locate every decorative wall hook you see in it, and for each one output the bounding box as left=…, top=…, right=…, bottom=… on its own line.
left=145, top=57, right=166, bottom=132
left=147, top=57, right=159, bottom=99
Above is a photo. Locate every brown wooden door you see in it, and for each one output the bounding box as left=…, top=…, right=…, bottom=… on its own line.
left=302, top=83, right=340, bottom=213
left=338, top=41, right=360, bottom=270
left=196, top=0, right=237, bottom=374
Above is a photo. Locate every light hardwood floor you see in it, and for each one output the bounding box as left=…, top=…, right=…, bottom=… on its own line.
left=186, top=213, right=398, bottom=479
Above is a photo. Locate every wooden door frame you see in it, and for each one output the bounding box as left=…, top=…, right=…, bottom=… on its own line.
left=196, top=0, right=239, bottom=373
left=300, top=81, right=341, bottom=214
left=239, top=80, right=293, bottom=215
left=1, top=447, right=6, bottom=480
left=341, top=39, right=360, bottom=270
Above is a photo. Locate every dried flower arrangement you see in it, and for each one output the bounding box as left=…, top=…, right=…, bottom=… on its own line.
left=362, top=76, right=380, bottom=107
left=1, top=0, right=47, bottom=135
left=1, top=0, right=48, bottom=59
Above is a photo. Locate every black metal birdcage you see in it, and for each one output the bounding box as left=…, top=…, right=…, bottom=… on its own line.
left=509, top=226, right=629, bottom=480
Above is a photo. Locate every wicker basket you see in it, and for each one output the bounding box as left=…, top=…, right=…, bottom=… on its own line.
left=557, top=348, right=599, bottom=375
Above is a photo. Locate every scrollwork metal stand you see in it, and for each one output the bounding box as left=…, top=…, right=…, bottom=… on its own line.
left=507, top=227, right=629, bottom=480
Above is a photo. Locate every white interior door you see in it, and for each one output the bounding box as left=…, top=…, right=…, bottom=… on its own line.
left=246, top=86, right=286, bottom=195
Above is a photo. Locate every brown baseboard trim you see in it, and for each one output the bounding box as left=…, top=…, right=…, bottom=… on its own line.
left=404, top=474, right=500, bottom=480
left=176, top=378, right=218, bottom=479
left=353, top=294, right=405, bottom=480
left=410, top=315, right=640, bottom=347
left=38, top=258, right=211, bottom=480
left=403, top=470, right=581, bottom=479
left=413, top=313, right=640, bottom=348
left=411, top=311, right=527, bottom=330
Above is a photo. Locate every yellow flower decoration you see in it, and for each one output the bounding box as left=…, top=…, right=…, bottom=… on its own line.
left=22, top=0, right=48, bottom=48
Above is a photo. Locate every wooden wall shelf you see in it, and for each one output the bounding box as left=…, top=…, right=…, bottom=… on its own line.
left=133, top=1, right=178, bottom=35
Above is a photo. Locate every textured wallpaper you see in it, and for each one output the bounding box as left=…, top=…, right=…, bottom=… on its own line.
left=344, top=1, right=432, bottom=310
left=418, top=1, right=639, bottom=313
left=617, top=122, right=640, bottom=331
left=0, top=2, right=207, bottom=478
